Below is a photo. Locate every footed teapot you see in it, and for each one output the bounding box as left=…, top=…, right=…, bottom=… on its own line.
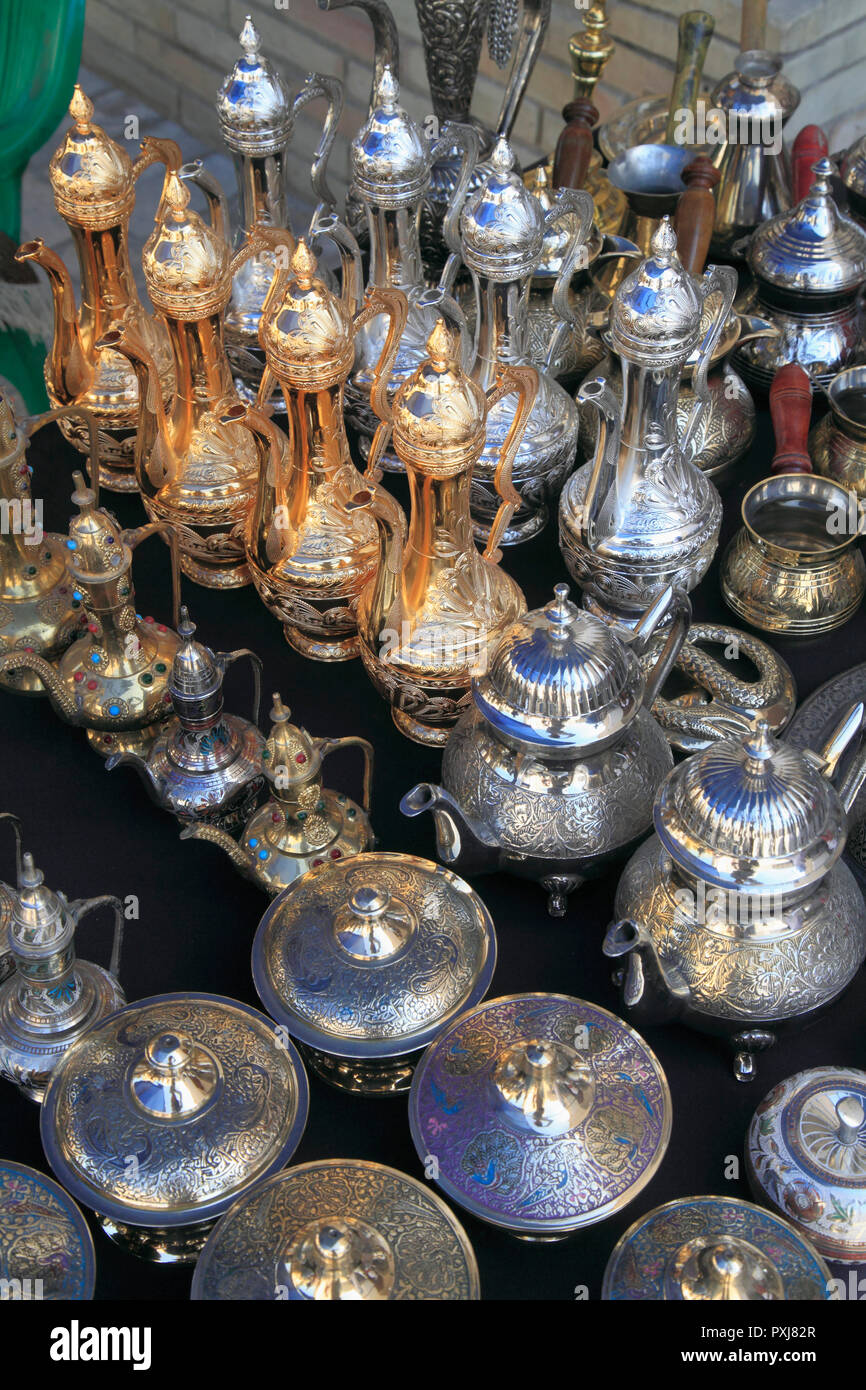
left=605, top=706, right=866, bottom=1082
left=402, top=583, right=690, bottom=915
left=181, top=692, right=373, bottom=896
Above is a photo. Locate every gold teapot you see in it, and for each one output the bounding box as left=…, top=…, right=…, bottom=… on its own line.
left=242, top=235, right=408, bottom=661
left=353, top=319, right=537, bottom=745
left=182, top=692, right=374, bottom=895
left=18, top=87, right=178, bottom=492
left=101, top=172, right=281, bottom=588
left=0, top=470, right=181, bottom=757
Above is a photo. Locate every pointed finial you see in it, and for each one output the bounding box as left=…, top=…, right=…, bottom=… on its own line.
left=531, top=164, right=549, bottom=191
left=70, top=470, right=95, bottom=511
left=490, top=137, right=514, bottom=176
left=808, top=157, right=836, bottom=197
left=426, top=317, right=456, bottom=371
left=650, top=216, right=677, bottom=266
left=239, top=15, right=260, bottom=57
left=743, top=717, right=775, bottom=764
left=164, top=170, right=191, bottom=220
left=19, top=851, right=43, bottom=890
left=545, top=583, right=575, bottom=633
left=69, top=85, right=94, bottom=130
left=178, top=605, right=196, bottom=642
left=291, top=238, right=317, bottom=286
left=376, top=63, right=399, bottom=108
left=270, top=692, right=291, bottom=723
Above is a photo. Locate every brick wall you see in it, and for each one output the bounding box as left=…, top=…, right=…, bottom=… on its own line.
left=82, top=0, right=866, bottom=210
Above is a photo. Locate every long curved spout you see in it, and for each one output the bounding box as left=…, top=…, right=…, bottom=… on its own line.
left=0, top=650, right=80, bottom=719
left=576, top=377, right=621, bottom=551
left=180, top=822, right=257, bottom=878
left=16, top=239, right=86, bottom=405
left=95, top=327, right=173, bottom=498
left=104, top=749, right=160, bottom=798
left=603, top=918, right=690, bottom=1026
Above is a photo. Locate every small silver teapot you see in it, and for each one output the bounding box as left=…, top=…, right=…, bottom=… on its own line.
left=605, top=705, right=866, bottom=1082
left=401, top=582, right=690, bottom=916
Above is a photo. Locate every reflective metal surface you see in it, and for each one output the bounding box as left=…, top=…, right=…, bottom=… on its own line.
left=191, top=1159, right=480, bottom=1299
left=0, top=1159, right=96, bottom=1300
left=811, top=365, right=866, bottom=497
left=786, top=662, right=866, bottom=878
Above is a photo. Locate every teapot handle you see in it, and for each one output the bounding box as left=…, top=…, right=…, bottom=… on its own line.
left=481, top=363, right=539, bottom=561
left=179, top=160, right=231, bottom=245
left=316, top=735, right=374, bottom=817
left=680, top=263, right=737, bottom=456
left=291, top=72, right=344, bottom=214
left=628, top=586, right=691, bottom=706
left=0, top=813, right=22, bottom=888
left=432, top=121, right=481, bottom=268
left=66, top=894, right=125, bottom=983
left=122, top=521, right=182, bottom=632
left=25, top=406, right=101, bottom=503
left=817, top=702, right=866, bottom=813
left=542, top=187, right=595, bottom=372
left=215, top=649, right=263, bottom=728
left=352, top=287, right=410, bottom=426
left=308, top=209, right=365, bottom=318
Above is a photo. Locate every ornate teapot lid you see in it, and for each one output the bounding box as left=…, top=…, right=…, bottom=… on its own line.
left=191, top=1159, right=480, bottom=1300
left=217, top=17, right=293, bottom=155
left=654, top=719, right=848, bottom=894
left=143, top=172, right=233, bottom=319
left=252, top=852, right=495, bottom=1061
left=710, top=50, right=800, bottom=124
left=49, top=86, right=135, bottom=227
left=66, top=471, right=130, bottom=582
left=40, top=993, right=309, bottom=1231
left=408, top=993, right=671, bottom=1238
left=351, top=65, right=429, bottom=207
left=472, top=584, right=645, bottom=752
left=602, top=1196, right=835, bottom=1300
left=259, top=239, right=353, bottom=387
left=612, top=218, right=704, bottom=364
left=746, top=1066, right=866, bottom=1265
left=261, top=693, right=321, bottom=792
left=460, top=137, right=545, bottom=281
left=391, top=320, right=487, bottom=472
left=0, top=1160, right=96, bottom=1300
left=746, top=159, right=866, bottom=297
left=169, top=606, right=223, bottom=722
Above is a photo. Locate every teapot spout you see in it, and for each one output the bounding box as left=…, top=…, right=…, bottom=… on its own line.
left=603, top=918, right=691, bottom=1026
left=16, top=240, right=86, bottom=405
left=105, top=749, right=160, bottom=797
left=575, top=377, right=622, bottom=550
left=0, top=650, right=79, bottom=716
left=179, top=822, right=255, bottom=877
left=400, top=782, right=500, bottom=874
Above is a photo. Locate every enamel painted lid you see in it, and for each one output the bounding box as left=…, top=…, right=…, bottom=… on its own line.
left=191, top=1159, right=480, bottom=1300
left=0, top=1160, right=96, bottom=1299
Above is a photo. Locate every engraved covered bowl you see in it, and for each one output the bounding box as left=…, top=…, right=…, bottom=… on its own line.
left=191, top=1158, right=479, bottom=1300
left=251, top=852, right=496, bottom=1096
left=747, top=1066, right=866, bottom=1265
left=39, top=992, right=309, bottom=1264
left=408, top=993, right=671, bottom=1241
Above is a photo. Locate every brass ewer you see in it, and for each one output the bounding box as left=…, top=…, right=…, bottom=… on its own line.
left=102, top=172, right=282, bottom=588
left=241, top=234, right=409, bottom=662
left=19, top=86, right=178, bottom=492
left=353, top=318, right=537, bottom=745
left=182, top=691, right=374, bottom=896
left=0, top=470, right=182, bottom=758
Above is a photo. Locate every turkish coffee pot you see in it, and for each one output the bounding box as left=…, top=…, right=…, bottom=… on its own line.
left=401, top=582, right=690, bottom=917
left=457, top=137, right=593, bottom=545
left=105, top=605, right=265, bottom=832
left=242, top=233, right=409, bottom=662
left=0, top=470, right=181, bottom=758
left=353, top=318, right=536, bottom=745
left=811, top=365, right=866, bottom=497
left=0, top=837, right=124, bottom=1103
left=344, top=65, right=476, bottom=465
left=18, top=86, right=178, bottom=492
left=605, top=706, right=866, bottom=1082
left=559, top=218, right=736, bottom=623
left=182, top=692, right=374, bottom=896
left=186, top=17, right=342, bottom=411
left=102, top=172, right=281, bottom=588
left=733, top=160, right=866, bottom=392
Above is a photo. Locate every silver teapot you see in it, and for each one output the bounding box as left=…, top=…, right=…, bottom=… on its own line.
left=401, top=582, right=690, bottom=916
left=559, top=218, right=736, bottom=623
left=605, top=705, right=866, bottom=1083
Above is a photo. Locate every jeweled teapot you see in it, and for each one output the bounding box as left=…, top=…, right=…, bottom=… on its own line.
left=0, top=470, right=181, bottom=758
left=181, top=692, right=374, bottom=896
left=458, top=138, right=593, bottom=544
left=105, top=605, right=265, bottom=831
left=401, top=582, right=690, bottom=916
left=18, top=87, right=178, bottom=491
left=0, top=843, right=124, bottom=1102
left=0, top=395, right=98, bottom=695
left=102, top=172, right=282, bottom=588
left=345, top=66, right=476, bottom=465
left=242, top=235, right=408, bottom=661
left=559, top=218, right=737, bottom=623
left=188, top=18, right=342, bottom=411
left=353, top=318, right=536, bottom=745
left=605, top=706, right=866, bottom=1082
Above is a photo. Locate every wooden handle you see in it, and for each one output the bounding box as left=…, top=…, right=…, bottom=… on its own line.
left=665, top=10, right=715, bottom=144
left=674, top=155, right=720, bottom=275
left=770, top=363, right=813, bottom=475
left=552, top=96, right=598, bottom=190
left=792, top=125, right=829, bottom=204
left=739, top=0, right=768, bottom=53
